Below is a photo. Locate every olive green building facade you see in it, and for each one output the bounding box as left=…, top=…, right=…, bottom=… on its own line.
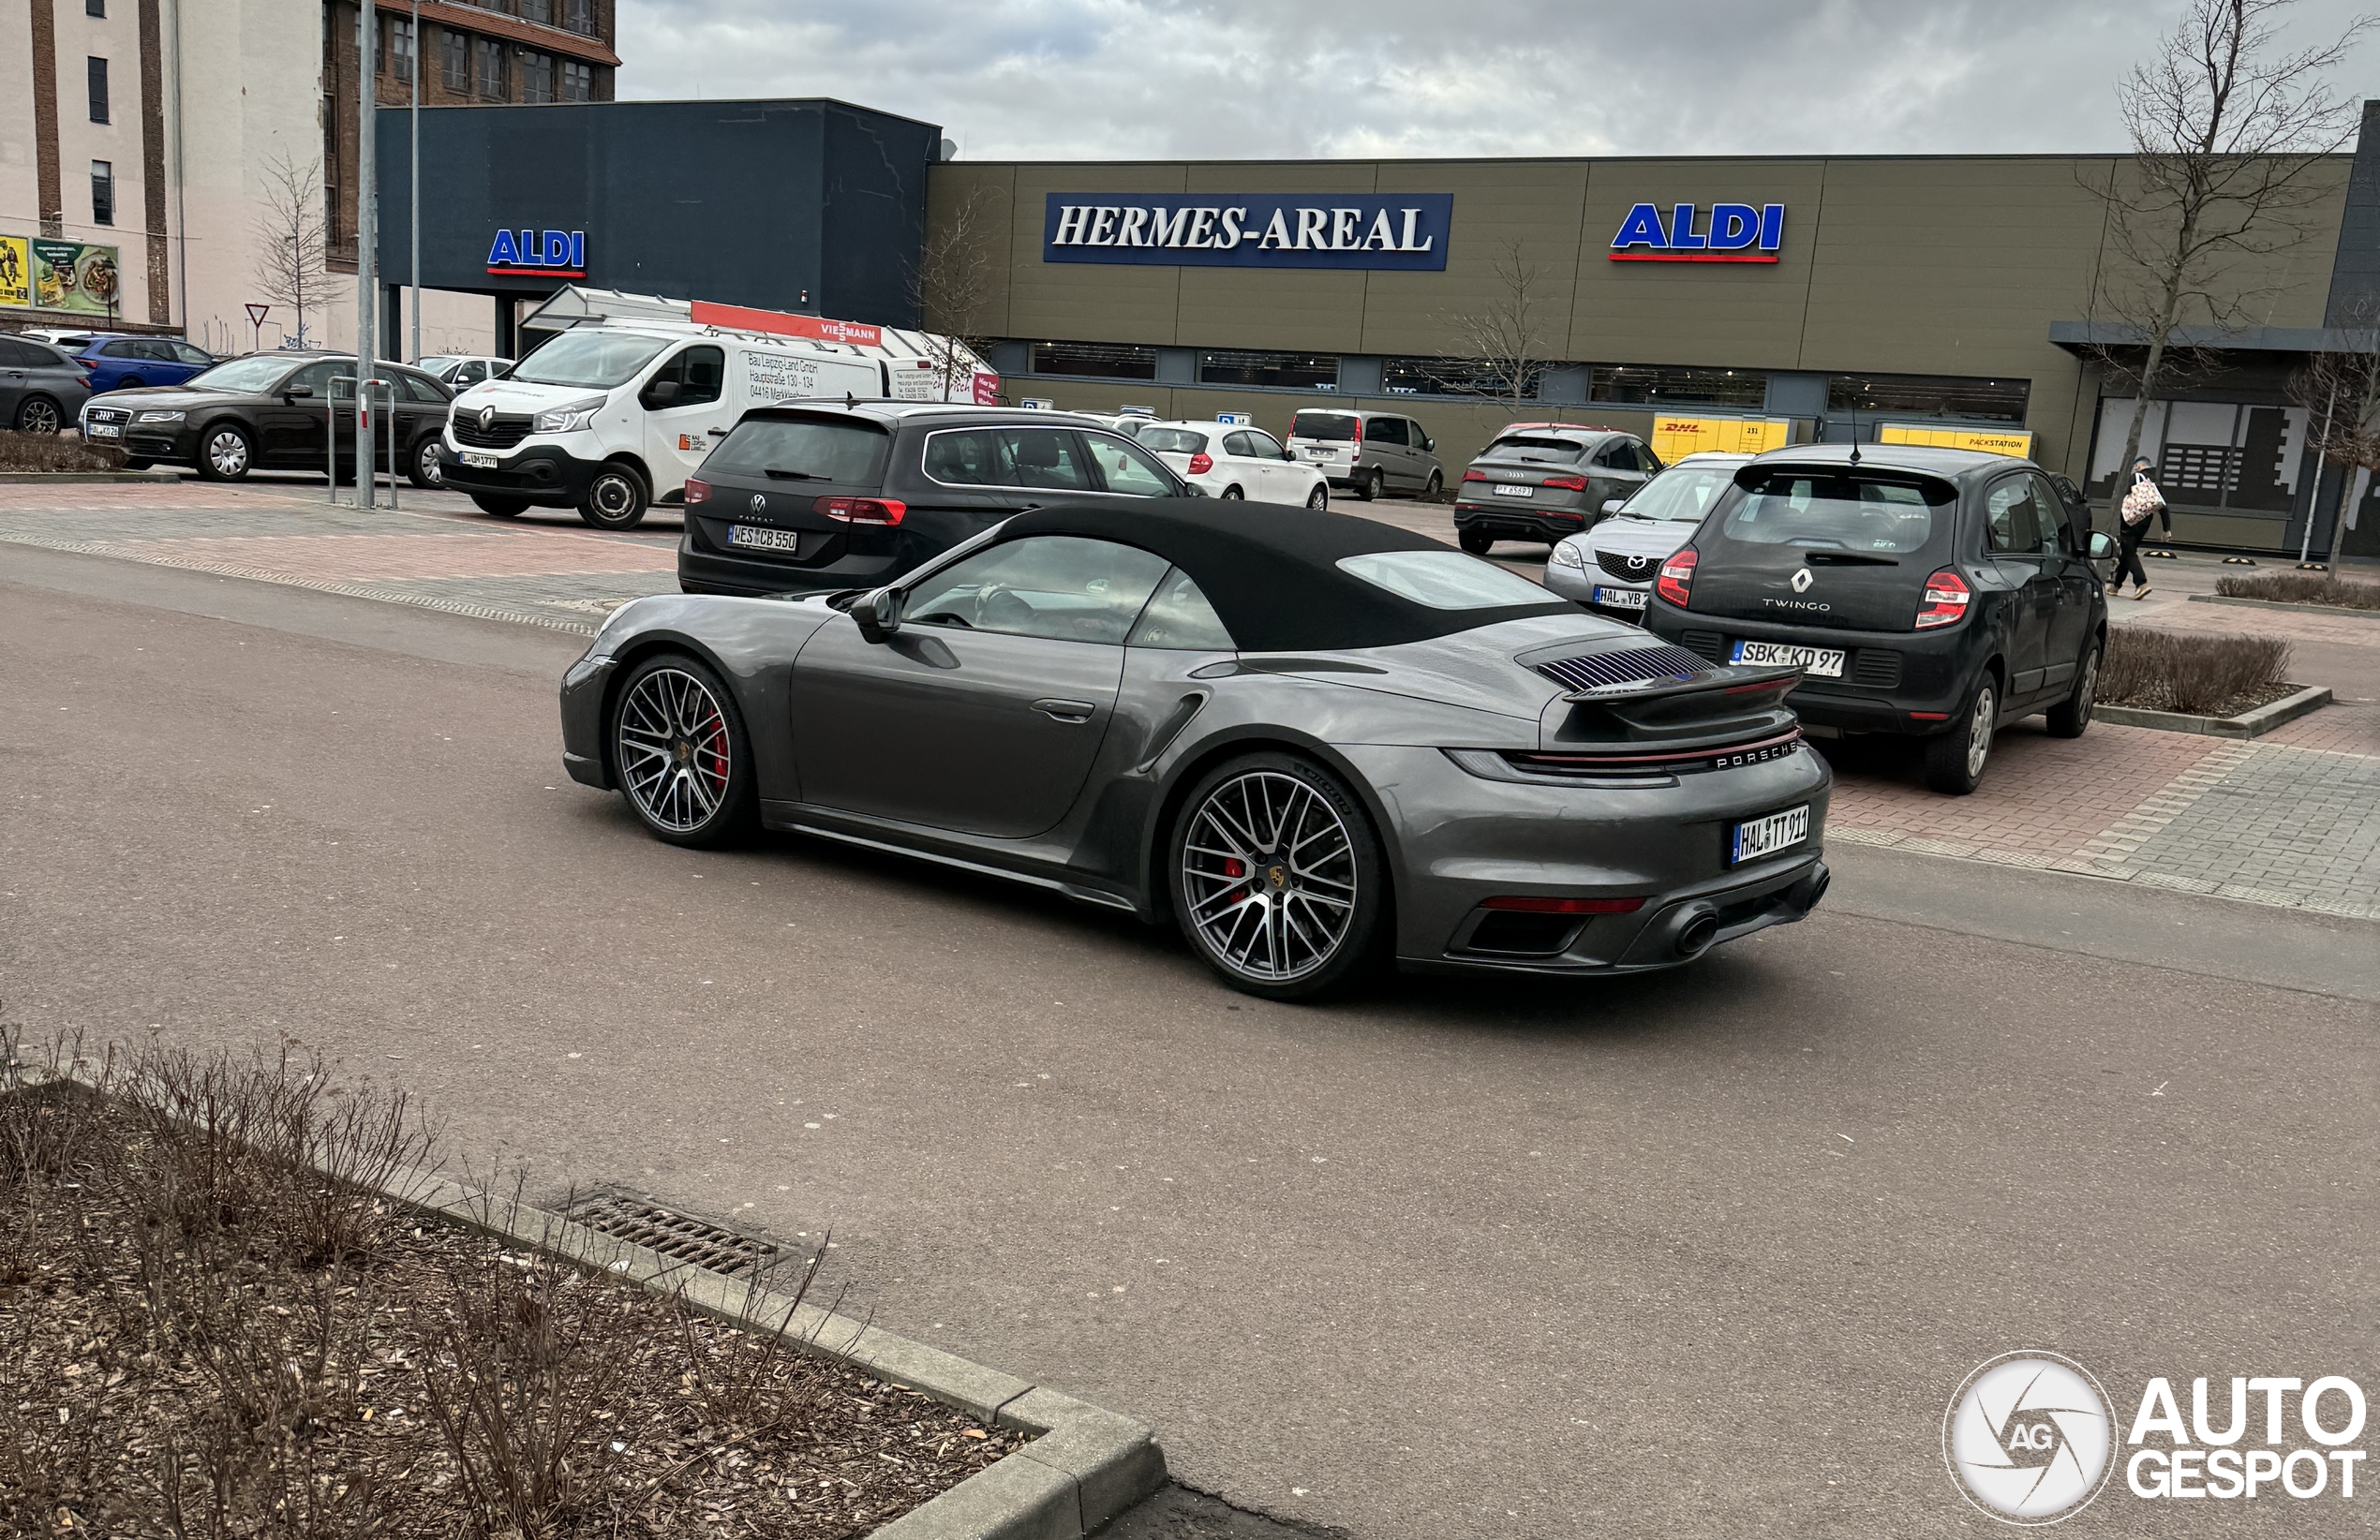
left=928, top=108, right=2380, bottom=557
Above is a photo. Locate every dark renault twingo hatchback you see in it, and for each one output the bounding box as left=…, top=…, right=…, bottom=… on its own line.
left=1645, top=444, right=2108, bottom=794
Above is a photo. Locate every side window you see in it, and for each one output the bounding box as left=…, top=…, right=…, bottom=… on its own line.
left=1595, top=439, right=1635, bottom=469
left=2030, top=474, right=2074, bottom=553
left=902, top=535, right=1172, bottom=645
left=1085, top=433, right=1177, bottom=497
left=1632, top=441, right=1663, bottom=474
left=660, top=345, right=723, bottom=407
left=456, top=360, right=487, bottom=385
left=397, top=370, right=448, bottom=404
left=286, top=361, right=340, bottom=398
left=1367, top=417, right=1406, bottom=447
left=1004, top=428, right=1090, bottom=490
left=923, top=428, right=1005, bottom=485
left=1127, top=566, right=1236, bottom=650
left=0, top=338, right=33, bottom=366
left=103, top=339, right=145, bottom=358
left=1243, top=428, right=1286, bottom=459
left=1220, top=431, right=1257, bottom=458
left=171, top=341, right=212, bottom=365
left=1984, top=478, right=2044, bottom=555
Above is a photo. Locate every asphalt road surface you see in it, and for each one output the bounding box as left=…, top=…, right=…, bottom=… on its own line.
left=3, top=546, right=2373, bottom=1539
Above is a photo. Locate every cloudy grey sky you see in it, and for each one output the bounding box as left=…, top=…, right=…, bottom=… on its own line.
left=616, top=0, right=2375, bottom=161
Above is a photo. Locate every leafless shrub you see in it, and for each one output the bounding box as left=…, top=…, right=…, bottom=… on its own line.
left=0, top=430, right=129, bottom=472
left=677, top=1231, right=844, bottom=1431
left=2216, top=570, right=2380, bottom=608
left=2100, top=628, right=2292, bottom=714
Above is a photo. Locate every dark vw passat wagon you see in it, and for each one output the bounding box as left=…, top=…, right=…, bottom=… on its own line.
left=1645, top=445, right=2109, bottom=794
left=677, top=402, right=1193, bottom=597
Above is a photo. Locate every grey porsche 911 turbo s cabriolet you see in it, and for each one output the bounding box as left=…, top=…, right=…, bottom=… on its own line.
left=558, top=500, right=1832, bottom=1000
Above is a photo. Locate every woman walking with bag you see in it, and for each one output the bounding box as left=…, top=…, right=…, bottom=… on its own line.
left=2112, top=456, right=2170, bottom=599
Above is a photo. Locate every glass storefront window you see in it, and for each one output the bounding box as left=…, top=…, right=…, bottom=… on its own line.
left=1381, top=357, right=1543, bottom=399
left=1592, top=364, right=1767, bottom=408
left=1826, top=373, right=2029, bottom=422
left=2088, top=397, right=2309, bottom=512
left=1031, top=342, right=1158, bottom=380
left=1197, top=350, right=1338, bottom=390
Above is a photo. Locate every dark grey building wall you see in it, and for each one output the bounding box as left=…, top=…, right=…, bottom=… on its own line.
left=375, top=97, right=939, bottom=326
left=2324, top=99, right=2380, bottom=327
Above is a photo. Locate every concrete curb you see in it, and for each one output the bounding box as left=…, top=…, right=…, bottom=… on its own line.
left=2185, top=593, right=2380, bottom=620
left=0, top=469, right=181, bottom=483
left=2094, top=683, right=2332, bottom=739
left=382, top=1166, right=1165, bottom=1540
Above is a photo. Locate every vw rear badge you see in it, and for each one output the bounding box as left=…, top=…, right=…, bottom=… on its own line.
left=750, top=494, right=766, bottom=513
left=1791, top=567, right=1815, bottom=593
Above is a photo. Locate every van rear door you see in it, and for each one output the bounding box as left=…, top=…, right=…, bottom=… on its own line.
left=1687, top=466, right=1955, bottom=632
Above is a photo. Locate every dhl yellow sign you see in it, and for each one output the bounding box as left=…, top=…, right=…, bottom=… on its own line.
left=1878, top=423, right=2034, bottom=458
left=1650, top=415, right=1790, bottom=464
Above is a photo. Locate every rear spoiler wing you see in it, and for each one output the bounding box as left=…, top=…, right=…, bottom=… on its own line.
left=1556, top=663, right=1804, bottom=742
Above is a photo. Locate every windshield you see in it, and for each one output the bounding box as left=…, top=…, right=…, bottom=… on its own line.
left=705, top=418, right=887, bottom=482
left=185, top=356, right=301, bottom=393
left=1138, top=427, right=1210, bottom=455
left=1620, top=465, right=1740, bottom=524
left=509, top=332, right=671, bottom=389
left=1718, top=469, right=1949, bottom=553
left=1336, top=551, right=1556, bottom=610
left=1292, top=411, right=1359, bottom=442
left=1485, top=435, right=1584, bottom=462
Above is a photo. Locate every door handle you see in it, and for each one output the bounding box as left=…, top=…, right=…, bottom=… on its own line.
left=707, top=427, right=730, bottom=437
left=1032, top=698, right=1096, bottom=723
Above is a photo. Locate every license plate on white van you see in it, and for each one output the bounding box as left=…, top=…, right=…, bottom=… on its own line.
left=460, top=451, right=498, bottom=469
left=1731, top=640, right=1845, bottom=677
left=727, top=523, right=802, bottom=555
left=1731, top=805, right=1810, bottom=865
left=1493, top=484, right=1535, bottom=498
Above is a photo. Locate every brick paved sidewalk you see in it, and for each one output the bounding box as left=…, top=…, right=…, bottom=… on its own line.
left=4, top=480, right=2375, bottom=922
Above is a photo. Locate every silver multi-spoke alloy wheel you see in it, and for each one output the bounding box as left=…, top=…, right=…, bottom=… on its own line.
left=1964, top=684, right=1996, bottom=779
left=1305, top=482, right=1328, bottom=510
left=1181, top=770, right=1359, bottom=984
left=203, top=425, right=250, bottom=478
left=616, top=667, right=735, bottom=834
left=18, top=397, right=61, bottom=435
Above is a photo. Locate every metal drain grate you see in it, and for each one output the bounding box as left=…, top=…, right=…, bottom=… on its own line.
left=567, top=1193, right=782, bottom=1279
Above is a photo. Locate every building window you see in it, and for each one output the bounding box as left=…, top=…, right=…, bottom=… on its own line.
left=388, top=18, right=414, bottom=82
left=560, top=60, right=592, bottom=102
left=85, top=0, right=104, bottom=16
left=1198, top=349, right=1338, bottom=390
left=475, top=37, right=505, bottom=97
left=441, top=29, right=469, bottom=91
left=91, top=161, right=114, bottom=226
left=517, top=0, right=552, bottom=22
left=520, top=50, right=554, bottom=104
left=563, top=0, right=594, bottom=35
left=1826, top=373, right=2030, bottom=423
left=1591, top=364, right=1767, bottom=408
left=1030, top=341, right=1158, bottom=380
left=1381, top=357, right=1548, bottom=399
left=87, top=57, right=110, bottom=124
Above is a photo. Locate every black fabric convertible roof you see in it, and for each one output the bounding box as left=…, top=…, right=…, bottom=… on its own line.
left=997, top=499, right=1573, bottom=652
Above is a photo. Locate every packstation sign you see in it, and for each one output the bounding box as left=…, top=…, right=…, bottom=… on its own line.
left=1043, top=193, right=1452, bottom=270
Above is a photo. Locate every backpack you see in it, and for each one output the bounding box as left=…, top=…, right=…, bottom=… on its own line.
left=2120, top=474, right=2164, bottom=526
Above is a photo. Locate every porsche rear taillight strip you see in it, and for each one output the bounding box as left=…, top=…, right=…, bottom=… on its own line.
left=1504, top=726, right=1804, bottom=777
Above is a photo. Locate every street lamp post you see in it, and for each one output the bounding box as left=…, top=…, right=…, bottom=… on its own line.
left=409, top=0, right=420, bottom=365
left=356, top=0, right=378, bottom=509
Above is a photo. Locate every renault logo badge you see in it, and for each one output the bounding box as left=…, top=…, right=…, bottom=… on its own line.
left=478, top=406, right=495, bottom=430
left=750, top=494, right=766, bottom=514
left=1791, top=568, right=1815, bottom=593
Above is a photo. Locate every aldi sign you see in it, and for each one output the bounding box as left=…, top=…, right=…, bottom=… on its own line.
left=486, top=228, right=587, bottom=277
left=1044, top=193, right=1451, bottom=270
left=1610, top=203, right=1786, bottom=263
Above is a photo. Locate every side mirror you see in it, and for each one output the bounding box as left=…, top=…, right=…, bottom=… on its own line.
left=284, top=386, right=314, bottom=401
left=1422, top=437, right=1435, bottom=452
left=1601, top=497, right=1625, bottom=515
left=2087, top=530, right=2115, bottom=560
left=851, top=586, right=903, bottom=643
left=643, top=378, right=681, bottom=409
left=1281, top=449, right=1297, bottom=462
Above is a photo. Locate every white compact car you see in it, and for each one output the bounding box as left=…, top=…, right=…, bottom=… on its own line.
left=1133, top=419, right=1329, bottom=506
left=1544, top=452, right=1752, bottom=620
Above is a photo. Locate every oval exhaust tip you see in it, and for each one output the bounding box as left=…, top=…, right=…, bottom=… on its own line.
left=1675, top=911, right=1720, bottom=957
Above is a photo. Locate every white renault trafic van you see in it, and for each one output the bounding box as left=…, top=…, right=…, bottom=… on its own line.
left=438, top=323, right=888, bottom=529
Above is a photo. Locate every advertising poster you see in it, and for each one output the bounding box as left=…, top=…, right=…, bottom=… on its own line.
left=31, top=239, right=123, bottom=316
left=0, top=236, right=29, bottom=308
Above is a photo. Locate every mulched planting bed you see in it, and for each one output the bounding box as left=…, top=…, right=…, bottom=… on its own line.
left=0, top=1041, right=1023, bottom=1537
left=2098, top=628, right=2298, bottom=718
left=0, top=431, right=127, bottom=473
left=2213, top=570, right=2380, bottom=611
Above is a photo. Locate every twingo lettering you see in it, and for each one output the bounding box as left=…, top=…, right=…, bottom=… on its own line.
left=1609, top=203, right=1786, bottom=263
left=1043, top=193, right=1452, bottom=271
left=486, top=228, right=588, bottom=277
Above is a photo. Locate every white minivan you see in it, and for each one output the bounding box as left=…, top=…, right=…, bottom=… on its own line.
left=438, top=324, right=887, bottom=528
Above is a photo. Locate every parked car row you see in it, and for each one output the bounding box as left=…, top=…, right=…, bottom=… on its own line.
left=82, top=353, right=455, bottom=484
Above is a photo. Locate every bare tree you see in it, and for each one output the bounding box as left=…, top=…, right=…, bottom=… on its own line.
left=1435, top=238, right=1554, bottom=414
left=2288, top=300, right=2380, bottom=552
left=910, top=186, right=1004, bottom=402
left=2083, top=0, right=2373, bottom=483
left=252, top=151, right=328, bottom=349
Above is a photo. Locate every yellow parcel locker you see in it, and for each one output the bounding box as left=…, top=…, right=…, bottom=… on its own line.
left=1651, top=415, right=1789, bottom=464
left=1878, top=423, right=2034, bottom=458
